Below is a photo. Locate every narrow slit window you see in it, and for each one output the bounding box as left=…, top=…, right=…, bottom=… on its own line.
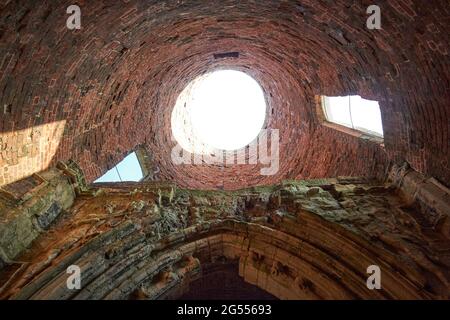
left=321, top=95, right=384, bottom=137
left=94, top=152, right=143, bottom=183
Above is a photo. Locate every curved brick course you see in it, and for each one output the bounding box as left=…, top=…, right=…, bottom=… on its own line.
left=0, top=0, right=448, bottom=189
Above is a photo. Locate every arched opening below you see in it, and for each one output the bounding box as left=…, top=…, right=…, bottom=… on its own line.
left=179, top=261, right=277, bottom=300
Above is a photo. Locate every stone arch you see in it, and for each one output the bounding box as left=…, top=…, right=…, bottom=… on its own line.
left=3, top=217, right=439, bottom=300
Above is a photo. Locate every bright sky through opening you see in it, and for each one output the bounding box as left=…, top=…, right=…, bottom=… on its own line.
left=189, top=70, right=266, bottom=151
left=322, top=95, right=384, bottom=137
left=94, top=152, right=143, bottom=183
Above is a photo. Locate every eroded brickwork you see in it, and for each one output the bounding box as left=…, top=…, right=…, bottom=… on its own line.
left=0, top=162, right=78, bottom=263
left=0, top=121, right=66, bottom=185
left=0, top=164, right=448, bottom=300
left=0, top=1, right=448, bottom=189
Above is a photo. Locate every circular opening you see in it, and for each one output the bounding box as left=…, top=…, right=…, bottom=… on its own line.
left=171, top=70, right=267, bottom=154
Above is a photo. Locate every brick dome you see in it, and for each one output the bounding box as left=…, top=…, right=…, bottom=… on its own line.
left=0, top=0, right=448, bottom=189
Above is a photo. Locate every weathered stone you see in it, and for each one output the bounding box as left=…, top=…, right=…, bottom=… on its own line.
left=0, top=165, right=448, bottom=300
left=36, top=202, right=62, bottom=230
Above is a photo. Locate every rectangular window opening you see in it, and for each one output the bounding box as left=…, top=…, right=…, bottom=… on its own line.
left=320, top=95, right=384, bottom=138
left=94, top=152, right=144, bottom=183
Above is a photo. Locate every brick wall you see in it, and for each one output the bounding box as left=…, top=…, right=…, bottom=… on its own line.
left=0, top=0, right=448, bottom=189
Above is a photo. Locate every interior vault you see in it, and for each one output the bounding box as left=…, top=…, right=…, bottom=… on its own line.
left=0, top=1, right=448, bottom=302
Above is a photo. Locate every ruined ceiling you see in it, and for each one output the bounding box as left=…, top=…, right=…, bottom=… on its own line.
left=0, top=0, right=448, bottom=189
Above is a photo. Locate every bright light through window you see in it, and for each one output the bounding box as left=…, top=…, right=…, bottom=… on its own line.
left=94, top=152, right=143, bottom=183
left=322, top=95, right=384, bottom=137
left=171, top=70, right=267, bottom=154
